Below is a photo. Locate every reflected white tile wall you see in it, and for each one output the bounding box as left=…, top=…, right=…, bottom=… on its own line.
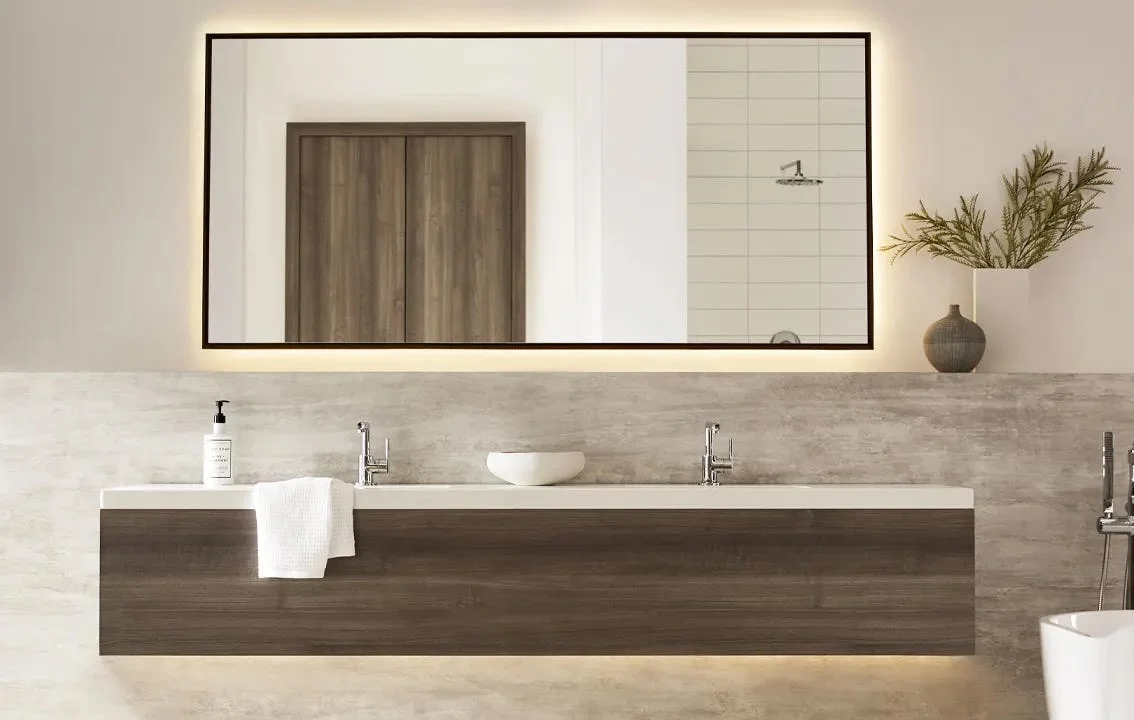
left=689, top=257, right=748, bottom=283
left=819, top=124, right=866, bottom=151
left=821, top=256, right=870, bottom=282
left=688, top=98, right=747, bottom=123
left=688, top=124, right=747, bottom=150
left=748, top=125, right=819, bottom=151
left=689, top=230, right=748, bottom=256
left=748, top=98, right=819, bottom=124
left=748, top=308, right=821, bottom=336
left=821, top=230, right=868, bottom=256
left=818, top=177, right=867, bottom=203
left=748, top=256, right=820, bottom=283
left=749, top=72, right=819, bottom=98
left=822, top=307, right=870, bottom=335
left=818, top=151, right=867, bottom=176
left=819, top=72, right=867, bottom=98
left=687, top=45, right=747, bottom=71
left=749, top=230, right=820, bottom=256
left=689, top=203, right=748, bottom=230
left=688, top=151, right=747, bottom=177
left=688, top=282, right=746, bottom=309
left=749, top=283, right=821, bottom=309
left=749, top=204, right=820, bottom=230
left=819, top=98, right=867, bottom=124
left=820, top=203, right=868, bottom=230
left=821, top=283, right=869, bottom=309
left=687, top=37, right=868, bottom=344
left=689, top=178, right=747, bottom=203
left=819, top=45, right=868, bottom=72
left=688, top=72, right=747, bottom=98
left=747, top=45, right=818, bottom=71
left=687, top=309, right=747, bottom=335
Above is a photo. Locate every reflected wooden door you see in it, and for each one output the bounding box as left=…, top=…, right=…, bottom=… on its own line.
left=406, top=135, right=523, bottom=343
left=285, top=134, right=406, bottom=343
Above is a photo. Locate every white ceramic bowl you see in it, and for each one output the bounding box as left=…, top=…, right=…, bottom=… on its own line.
left=486, top=451, right=586, bottom=486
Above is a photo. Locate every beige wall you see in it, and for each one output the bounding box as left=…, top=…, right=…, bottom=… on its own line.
left=0, top=0, right=1131, bottom=372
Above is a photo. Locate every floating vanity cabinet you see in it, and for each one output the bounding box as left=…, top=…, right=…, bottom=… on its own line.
left=284, top=122, right=525, bottom=344
left=99, top=485, right=975, bottom=656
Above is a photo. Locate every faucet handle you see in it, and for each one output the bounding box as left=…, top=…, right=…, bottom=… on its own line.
left=725, top=437, right=733, bottom=461
left=377, top=437, right=391, bottom=472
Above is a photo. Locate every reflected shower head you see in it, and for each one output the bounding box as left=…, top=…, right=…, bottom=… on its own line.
left=776, top=176, right=823, bottom=186
left=776, top=160, right=824, bottom=186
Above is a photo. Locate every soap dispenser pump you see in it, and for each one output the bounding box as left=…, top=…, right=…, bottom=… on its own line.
left=202, top=400, right=234, bottom=486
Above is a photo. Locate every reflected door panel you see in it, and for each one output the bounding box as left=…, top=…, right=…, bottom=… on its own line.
left=406, top=135, right=521, bottom=343
left=286, top=133, right=407, bottom=343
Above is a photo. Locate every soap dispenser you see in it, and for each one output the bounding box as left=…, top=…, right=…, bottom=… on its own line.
left=202, top=400, right=234, bottom=486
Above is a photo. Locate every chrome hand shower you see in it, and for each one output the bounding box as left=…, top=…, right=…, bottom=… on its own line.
left=1099, top=431, right=1115, bottom=610
left=1125, top=442, right=1134, bottom=609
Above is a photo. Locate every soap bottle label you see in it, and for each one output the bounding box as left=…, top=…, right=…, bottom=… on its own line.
left=204, top=440, right=232, bottom=479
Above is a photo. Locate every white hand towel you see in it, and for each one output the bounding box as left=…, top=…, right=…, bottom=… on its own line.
left=328, top=476, right=355, bottom=559
left=253, top=477, right=356, bottom=579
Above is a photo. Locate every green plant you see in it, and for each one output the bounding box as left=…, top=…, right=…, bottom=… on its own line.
left=881, top=145, right=1118, bottom=268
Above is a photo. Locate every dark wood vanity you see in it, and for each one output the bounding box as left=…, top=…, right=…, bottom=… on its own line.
left=100, top=496, right=974, bottom=656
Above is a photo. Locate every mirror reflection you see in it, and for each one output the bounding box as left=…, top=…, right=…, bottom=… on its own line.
left=204, top=34, right=872, bottom=347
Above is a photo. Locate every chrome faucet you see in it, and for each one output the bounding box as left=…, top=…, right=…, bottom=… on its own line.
left=1096, top=432, right=1134, bottom=609
left=701, top=422, right=734, bottom=486
left=356, top=421, right=390, bottom=487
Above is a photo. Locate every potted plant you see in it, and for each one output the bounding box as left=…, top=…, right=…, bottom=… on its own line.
left=882, top=145, right=1117, bottom=370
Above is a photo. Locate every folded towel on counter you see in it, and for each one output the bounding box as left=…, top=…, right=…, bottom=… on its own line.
left=252, top=477, right=355, bottom=579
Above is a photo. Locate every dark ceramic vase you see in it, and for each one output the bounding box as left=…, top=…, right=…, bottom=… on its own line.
left=923, top=305, right=986, bottom=373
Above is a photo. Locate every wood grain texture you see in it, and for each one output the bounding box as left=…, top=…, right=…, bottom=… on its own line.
left=100, top=508, right=974, bottom=656
left=283, top=122, right=525, bottom=345
left=286, top=132, right=407, bottom=343
left=406, top=135, right=517, bottom=343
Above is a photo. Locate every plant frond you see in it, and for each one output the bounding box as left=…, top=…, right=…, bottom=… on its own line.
left=881, top=144, right=1117, bottom=268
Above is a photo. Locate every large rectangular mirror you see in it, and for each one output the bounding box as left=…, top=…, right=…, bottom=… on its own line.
left=204, top=33, right=872, bottom=348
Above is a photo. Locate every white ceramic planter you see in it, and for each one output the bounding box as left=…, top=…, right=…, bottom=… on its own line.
left=972, top=269, right=1030, bottom=372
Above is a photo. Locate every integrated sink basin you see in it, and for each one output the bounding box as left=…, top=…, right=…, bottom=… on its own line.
left=100, top=483, right=973, bottom=510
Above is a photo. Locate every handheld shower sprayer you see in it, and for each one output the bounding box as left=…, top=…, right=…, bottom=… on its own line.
left=1099, top=432, right=1115, bottom=610
left=1126, top=442, right=1134, bottom=609
left=1104, top=431, right=1115, bottom=516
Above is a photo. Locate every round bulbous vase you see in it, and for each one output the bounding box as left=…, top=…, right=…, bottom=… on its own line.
left=923, top=305, right=986, bottom=373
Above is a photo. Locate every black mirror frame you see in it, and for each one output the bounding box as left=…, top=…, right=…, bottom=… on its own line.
left=201, top=31, right=873, bottom=350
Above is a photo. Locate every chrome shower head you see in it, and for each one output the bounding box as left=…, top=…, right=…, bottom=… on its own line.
left=775, top=160, right=824, bottom=186
left=776, top=176, right=823, bottom=186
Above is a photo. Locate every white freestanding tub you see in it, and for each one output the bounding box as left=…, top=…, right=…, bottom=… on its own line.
left=1041, top=611, right=1134, bottom=720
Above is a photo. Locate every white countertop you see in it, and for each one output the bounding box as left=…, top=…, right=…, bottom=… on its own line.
left=100, top=483, right=974, bottom=510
